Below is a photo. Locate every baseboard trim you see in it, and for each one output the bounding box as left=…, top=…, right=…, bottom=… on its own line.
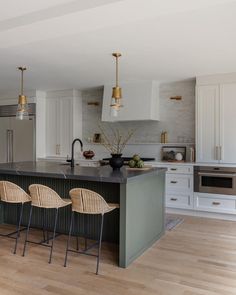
left=166, top=208, right=236, bottom=221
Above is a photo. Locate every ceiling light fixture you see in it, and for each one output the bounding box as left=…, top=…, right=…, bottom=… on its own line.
left=16, top=66, right=29, bottom=120
left=110, top=52, right=123, bottom=117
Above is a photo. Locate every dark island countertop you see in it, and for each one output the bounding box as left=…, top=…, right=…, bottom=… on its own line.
left=0, top=161, right=166, bottom=183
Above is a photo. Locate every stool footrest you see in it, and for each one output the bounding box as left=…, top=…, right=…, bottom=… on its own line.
left=66, top=240, right=99, bottom=257
left=26, top=232, right=61, bottom=246
left=0, top=227, right=27, bottom=239
left=66, top=249, right=98, bottom=258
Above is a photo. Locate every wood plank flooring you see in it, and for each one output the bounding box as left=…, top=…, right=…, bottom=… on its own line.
left=0, top=215, right=236, bottom=294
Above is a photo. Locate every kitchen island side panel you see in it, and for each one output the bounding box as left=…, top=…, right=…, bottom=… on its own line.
left=119, top=172, right=165, bottom=268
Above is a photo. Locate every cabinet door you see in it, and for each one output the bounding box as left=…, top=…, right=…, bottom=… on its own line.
left=0, top=117, right=10, bottom=163
left=46, top=98, right=59, bottom=156
left=220, top=83, right=236, bottom=163
left=59, top=98, right=73, bottom=157
left=10, top=117, right=35, bottom=162
left=196, top=85, right=220, bottom=163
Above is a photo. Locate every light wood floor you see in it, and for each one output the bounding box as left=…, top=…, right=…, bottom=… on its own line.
left=0, top=215, right=236, bottom=294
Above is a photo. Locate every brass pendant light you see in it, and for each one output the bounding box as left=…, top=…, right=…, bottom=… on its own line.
left=16, top=66, right=29, bottom=120
left=110, top=53, right=123, bottom=117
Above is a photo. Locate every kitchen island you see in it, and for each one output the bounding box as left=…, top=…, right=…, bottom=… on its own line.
left=0, top=161, right=166, bottom=268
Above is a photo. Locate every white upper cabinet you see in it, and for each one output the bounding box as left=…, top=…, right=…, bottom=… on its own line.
left=102, top=81, right=160, bottom=122
left=46, top=97, right=73, bottom=157
left=219, top=83, right=236, bottom=163
left=196, top=73, right=236, bottom=164
left=196, top=85, right=220, bottom=163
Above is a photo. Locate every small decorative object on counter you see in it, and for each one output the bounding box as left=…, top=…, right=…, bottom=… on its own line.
left=189, top=147, right=195, bottom=162
left=161, top=131, right=168, bottom=143
left=109, top=154, right=124, bottom=170
left=99, top=124, right=135, bottom=170
left=175, top=152, right=183, bottom=161
left=161, top=131, right=165, bottom=144
left=93, top=133, right=102, bottom=143
left=162, top=146, right=186, bottom=162
left=128, top=154, right=144, bottom=168
left=163, top=131, right=168, bottom=143
left=83, top=150, right=95, bottom=160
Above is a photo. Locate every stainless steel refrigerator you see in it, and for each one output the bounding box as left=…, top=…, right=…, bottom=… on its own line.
left=0, top=104, right=36, bottom=163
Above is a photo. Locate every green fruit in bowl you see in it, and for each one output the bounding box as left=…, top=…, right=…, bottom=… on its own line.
left=128, top=159, right=136, bottom=168
left=136, top=160, right=144, bottom=168
left=132, top=154, right=141, bottom=162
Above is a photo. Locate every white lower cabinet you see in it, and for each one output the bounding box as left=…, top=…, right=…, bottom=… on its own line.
left=153, top=163, right=236, bottom=215
left=166, top=172, right=193, bottom=209
left=154, top=164, right=194, bottom=210
left=166, top=174, right=192, bottom=193
left=166, top=193, right=193, bottom=209
left=194, top=192, right=236, bottom=214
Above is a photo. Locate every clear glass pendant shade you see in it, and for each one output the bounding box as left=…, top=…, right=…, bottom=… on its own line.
left=110, top=97, right=123, bottom=117
left=16, top=95, right=29, bottom=120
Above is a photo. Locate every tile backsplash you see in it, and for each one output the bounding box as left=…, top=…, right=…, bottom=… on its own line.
left=81, top=80, right=195, bottom=160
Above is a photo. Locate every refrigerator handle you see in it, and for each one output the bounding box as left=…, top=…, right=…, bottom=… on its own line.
left=6, top=129, right=13, bottom=163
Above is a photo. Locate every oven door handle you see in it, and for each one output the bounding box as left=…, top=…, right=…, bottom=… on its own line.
left=198, top=172, right=236, bottom=177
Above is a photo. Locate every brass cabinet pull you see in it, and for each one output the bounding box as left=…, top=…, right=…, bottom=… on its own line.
left=219, top=146, right=222, bottom=161
left=56, top=144, right=61, bottom=155
left=215, top=146, right=218, bottom=161
left=170, top=198, right=177, bottom=201
left=170, top=181, right=178, bottom=184
left=212, top=201, right=221, bottom=205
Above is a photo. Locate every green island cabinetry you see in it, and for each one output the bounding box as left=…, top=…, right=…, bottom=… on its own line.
left=0, top=161, right=166, bottom=268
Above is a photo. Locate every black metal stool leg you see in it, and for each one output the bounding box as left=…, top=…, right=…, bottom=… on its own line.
left=76, top=213, right=79, bottom=251
left=42, top=208, right=46, bottom=242
left=22, top=205, right=33, bottom=257
left=96, top=214, right=104, bottom=275
left=84, top=214, right=88, bottom=251
left=64, top=211, right=74, bottom=267
left=48, top=208, right=58, bottom=264
left=13, top=202, right=24, bottom=254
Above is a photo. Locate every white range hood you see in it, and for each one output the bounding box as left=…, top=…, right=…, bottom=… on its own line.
left=101, top=81, right=160, bottom=122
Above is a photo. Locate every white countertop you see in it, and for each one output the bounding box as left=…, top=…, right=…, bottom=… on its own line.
left=149, top=161, right=236, bottom=167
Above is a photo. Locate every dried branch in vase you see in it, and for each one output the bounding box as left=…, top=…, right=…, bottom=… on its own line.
left=98, top=124, right=135, bottom=154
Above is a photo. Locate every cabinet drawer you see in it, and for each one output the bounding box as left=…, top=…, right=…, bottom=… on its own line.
left=166, top=174, right=193, bottom=193
left=167, top=165, right=193, bottom=174
left=194, top=193, right=236, bottom=214
left=166, top=194, right=193, bottom=209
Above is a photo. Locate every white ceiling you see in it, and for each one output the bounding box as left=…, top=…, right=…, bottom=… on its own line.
left=0, top=0, right=236, bottom=96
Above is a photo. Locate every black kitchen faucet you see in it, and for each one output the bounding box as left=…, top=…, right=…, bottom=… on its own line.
left=67, top=138, right=83, bottom=168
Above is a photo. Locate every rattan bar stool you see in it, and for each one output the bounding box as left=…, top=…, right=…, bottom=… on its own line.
left=64, top=188, right=119, bottom=275
left=22, top=184, right=72, bottom=263
left=0, top=181, right=31, bottom=254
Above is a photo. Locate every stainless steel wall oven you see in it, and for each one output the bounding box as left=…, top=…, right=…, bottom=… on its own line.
left=194, top=166, right=236, bottom=195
